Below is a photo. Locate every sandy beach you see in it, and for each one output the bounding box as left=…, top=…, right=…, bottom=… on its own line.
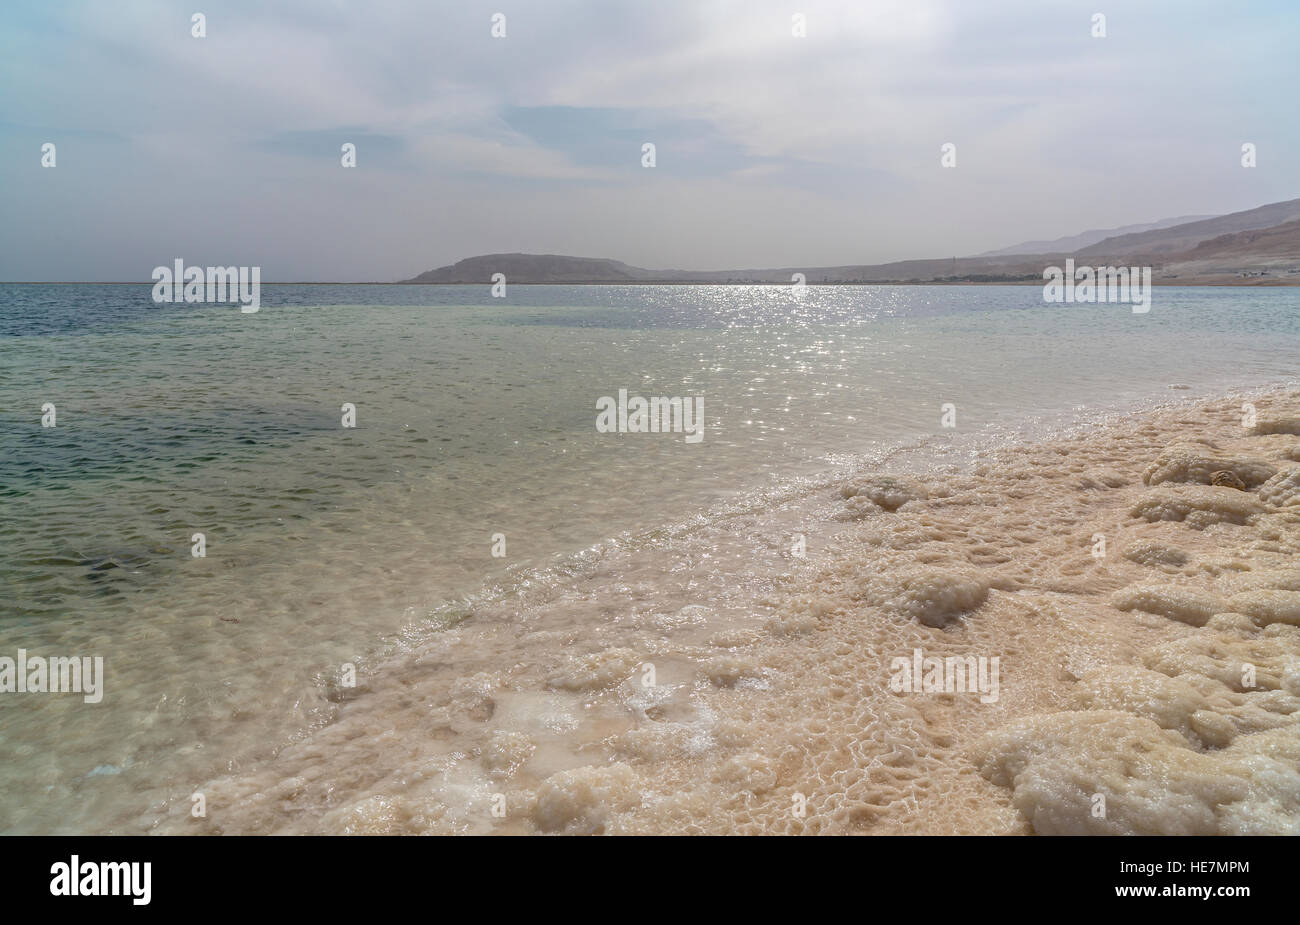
left=128, top=385, right=1300, bottom=835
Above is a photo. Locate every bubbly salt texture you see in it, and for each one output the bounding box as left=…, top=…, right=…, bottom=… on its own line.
left=0, top=284, right=1298, bottom=834
left=154, top=387, right=1300, bottom=835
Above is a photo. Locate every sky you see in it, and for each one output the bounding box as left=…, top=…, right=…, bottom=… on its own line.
left=1, top=0, right=1297, bottom=281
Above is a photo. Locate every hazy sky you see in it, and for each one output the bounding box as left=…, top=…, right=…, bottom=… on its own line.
left=2, top=0, right=1297, bottom=280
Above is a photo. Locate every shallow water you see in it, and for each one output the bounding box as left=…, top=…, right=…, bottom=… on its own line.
left=1, top=283, right=1297, bottom=833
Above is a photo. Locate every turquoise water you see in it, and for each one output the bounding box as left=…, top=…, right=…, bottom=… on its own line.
left=1, top=283, right=1297, bottom=833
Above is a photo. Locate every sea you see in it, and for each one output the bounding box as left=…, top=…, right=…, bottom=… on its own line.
left=1, top=283, right=1297, bottom=833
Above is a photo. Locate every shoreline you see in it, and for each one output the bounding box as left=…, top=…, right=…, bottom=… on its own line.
left=6, top=280, right=1300, bottom=287
left=144, top=382, right=1300, bottom=835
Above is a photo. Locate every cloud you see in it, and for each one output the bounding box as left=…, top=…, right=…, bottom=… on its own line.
left=1, top=0, right=1297, bottom=279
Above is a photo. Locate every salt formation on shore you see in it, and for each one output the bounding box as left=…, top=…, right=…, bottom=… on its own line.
left=151, top=389, right=1300, bottom=835
left=973, top=392, right=1300, bottom=834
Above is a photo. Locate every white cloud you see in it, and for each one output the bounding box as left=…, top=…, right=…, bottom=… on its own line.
left=2, top=0, right=1297, bottom=278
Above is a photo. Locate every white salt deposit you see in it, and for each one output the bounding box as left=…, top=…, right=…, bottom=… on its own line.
left=145, top=388, right=1300, bottom=835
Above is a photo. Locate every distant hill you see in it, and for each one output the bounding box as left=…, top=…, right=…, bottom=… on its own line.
left=1148, top=217, right=1300, bottom=283
left=1180, top=218, right=1300, bottom=259
left=401, top=197, right=1300, bottom=286
left=1079, top=197, right=1300, bottom=256
left=979, top=215, right=1214, bottom=257
left=402, top=254, right=653, bottom=283
left=400, top=253, right=1044, bottom=285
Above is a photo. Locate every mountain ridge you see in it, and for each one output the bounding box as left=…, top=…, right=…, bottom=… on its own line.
left=401, top=197, right=1300, bottom=286
left=977, top=214, right=1215, bottom=257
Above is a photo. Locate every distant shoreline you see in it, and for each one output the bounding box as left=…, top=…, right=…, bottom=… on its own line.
left=6, top=279, right=1300, bottom=287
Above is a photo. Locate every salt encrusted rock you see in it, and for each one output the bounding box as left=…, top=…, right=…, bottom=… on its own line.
left=1112, top=584, right=1226, bottom=626
left=545, top=648, right=641, bottom=691
left=1251, top=417, right=1300, bottom=436
left=1229, top=569, right=1300, bottom=592
left=533, top=763, right=641, bottom=834
left=1123, top=540, right=1190, bottom=569
left=1072, top=666, right=1208, bottom=743
left=973, top=711, right=1300, bottom=835
left=853, top=566, right=990, bottom=627
left=1142, top=442, right=1275, bottom=488
left=1078, top=468, right=1129, bottom=490
left=840, top=474, right=928, bottom=513
left=1259, top=468, right=1300, bottom=508
left=1211, top=469, right=1247, bottom=490
left=483, top=730, right=536, bottom=780
left=1130, top=484, right=1264, bottom=527
left=1226, top=590, right=1300, bottom=627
